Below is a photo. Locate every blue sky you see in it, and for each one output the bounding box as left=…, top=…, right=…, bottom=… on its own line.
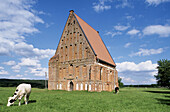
left=0, top=0, right=170, bottom=85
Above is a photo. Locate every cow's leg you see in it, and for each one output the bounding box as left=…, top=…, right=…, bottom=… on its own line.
left=18, top=95, right=24, bottom=106
left=26, top=94, right=30, bottom=104
left=24, top=94, right=29, bottom=105
left=24, top=94, right=27, bottom=105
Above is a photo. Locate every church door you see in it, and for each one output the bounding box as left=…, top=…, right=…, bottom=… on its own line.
left=70, top=81, right=74, bottom=91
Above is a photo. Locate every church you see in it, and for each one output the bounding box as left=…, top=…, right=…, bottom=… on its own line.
left=48, top=10, right=118, bottom=92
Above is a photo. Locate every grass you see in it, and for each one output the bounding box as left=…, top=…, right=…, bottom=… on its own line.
left=0, top=87, right=169, bottom=112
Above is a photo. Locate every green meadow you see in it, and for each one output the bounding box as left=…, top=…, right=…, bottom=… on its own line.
left=0, top=87, right=169, bottom=112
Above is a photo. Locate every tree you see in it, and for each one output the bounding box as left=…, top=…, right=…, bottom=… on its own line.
left=155, top=59, right=170, bottom=88
left=118, top=77, right=124, bottom=88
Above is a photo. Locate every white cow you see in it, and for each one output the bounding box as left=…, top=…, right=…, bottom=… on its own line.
left=7, top=83, right=31, bottom=106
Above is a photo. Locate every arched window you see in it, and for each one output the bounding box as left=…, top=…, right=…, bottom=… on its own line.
left=56, top=83, right=58, bottom=90
left=85, top=83, right=87, bottom=90
left=76, top=83, right=79, bottom=90
left=59, top=83, right=62, bottom=90
left=95, top=83, right=97, bottom=91
left=80, top=83, right=83, bottom=90
left=89, top=84, right=91, bottom=91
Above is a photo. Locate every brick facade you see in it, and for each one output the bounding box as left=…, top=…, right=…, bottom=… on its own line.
left=48, top=10, right=118, bottom=92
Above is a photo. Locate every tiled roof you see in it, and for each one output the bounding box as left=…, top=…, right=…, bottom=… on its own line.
left=74, top=13, right=116, bottom=66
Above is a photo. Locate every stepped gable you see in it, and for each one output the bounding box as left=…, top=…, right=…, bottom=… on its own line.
left=73, top=12, right=116, bottom=66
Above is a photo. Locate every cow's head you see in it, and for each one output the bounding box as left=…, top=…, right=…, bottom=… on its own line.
left=7, top=97, right=15, bottom=106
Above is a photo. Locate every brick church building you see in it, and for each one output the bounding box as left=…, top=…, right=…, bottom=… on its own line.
left=48, top=10, right=118, bottom=92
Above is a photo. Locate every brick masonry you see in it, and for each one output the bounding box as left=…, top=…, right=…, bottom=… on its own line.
left=48, top=11, right=118, bottom=92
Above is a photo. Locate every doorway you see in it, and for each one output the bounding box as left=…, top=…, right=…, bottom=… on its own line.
left=70, top=81, right=74, bottom=91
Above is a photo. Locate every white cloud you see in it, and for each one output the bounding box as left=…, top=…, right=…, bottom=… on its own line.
left=0, top=37, right=14, bottom=56
left=0, top=40, right=55, bottom=61
left=116, top=0, right=133, bottom=8
left=3, top=61, right=16, bottom=66
left=12, top=57, right=48, bottom=77
left=116, top=60, right=158, bottom=84
left=123, top=77, right=136, bottom=83
left=13, top=69, right=20, bottom=73
left=124, top=43, right=131, bottom=48
left=127, top=29, right=140, bottom=35
left=130, top=48, right=163, bottom=57
left=0, top=0, right=55, bottom=59
left=0, top=66, right=4, bottom=69
left=0, top=70, right=9, bottom=75
left=0, top=0, right=53, bottom=79
left=29, top=67, right=48, bottom=76
left=114, top=25, right=130, bottom=31
left=18, top=58, right=40, bottom=68
left=105, top=31, right=122, bottom=37
left=0, top=0, right=44, bottom=40
left=13, top=42, right=55, bottom=59
left=33, top=48, right=55, bottom=59
left=117, top=56, right=124, bottom=59
left=146, top=0, right=170, bottom=6
left=116, top=60, right=158, bottom=72
left=143, top=25, right=170, bottom=37
left=16, top=74, right=23, bottom=77
left=126, top=15, right=135, bottom=21
left=14, top=42, right=34, bottom=57
left=93, top=0, right=112, bottom=12
left=11, top=65, right=21, bottom=70
left=140, top=44, right=147, bottom=48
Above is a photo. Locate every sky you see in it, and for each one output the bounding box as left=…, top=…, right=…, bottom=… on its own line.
left=0, top=0, right=170, bottom=85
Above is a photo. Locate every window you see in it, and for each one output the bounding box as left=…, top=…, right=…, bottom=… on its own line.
left=57, top=83, right=58, bottom=89
left=76, top=83, right=79, bottom=90
left=59, top=83, right=62, bottom=89
left=81, top=83, right=83, bottom=90
left=100, top=67, right=103, bottom=80
left=89, top=66, right=91, bottom=80
left=89, top=84, right=91, bottom=91
left=85, top=84, right=87, bottom=90
left=95, top=84, right=97, bottom=91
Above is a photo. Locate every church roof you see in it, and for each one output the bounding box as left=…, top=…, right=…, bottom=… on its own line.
left=73, top=11, right=116, bottom=66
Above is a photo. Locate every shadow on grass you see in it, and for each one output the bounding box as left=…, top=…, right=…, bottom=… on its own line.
left=144, top=90, right=170, bottom=106
left=29, top=100, right=36, bottom=104
left=165, top=96, right=170, bottom=98
left=20, top=100, right=36, bottom=105
left=156, top=98, right=170, bottom=105
left=144, top=90, right=170, bottom=94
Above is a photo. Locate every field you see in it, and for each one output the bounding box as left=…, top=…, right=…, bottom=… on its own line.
left=0, top=87, right=169, bottom=112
